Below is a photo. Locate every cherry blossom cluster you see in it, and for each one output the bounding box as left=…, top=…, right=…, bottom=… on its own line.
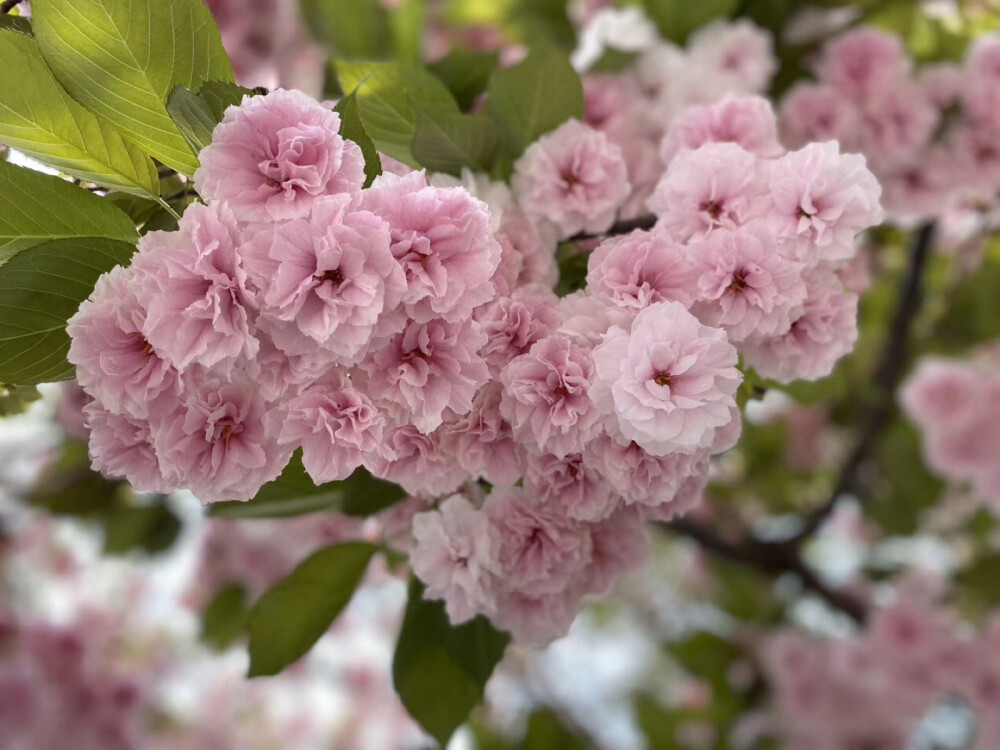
left=66, top=81, right=880, bottom=643
left=780, top=27, right=1000, bottom=219
left=575, top=10, right=779, bottom=215
left=761, top=581, right=1000, bottom=750
left=901, top=348, right=1000, bottom=509
left=0, top=613, right=145, bottom=750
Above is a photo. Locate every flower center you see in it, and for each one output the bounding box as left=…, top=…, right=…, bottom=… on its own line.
left=728, top=272, right=748, bottom=292
left=320, top=268, right=343, bottom=285
left=654, top=372, right=672, bottom=387
left=700, top=200, right=723, bottom=220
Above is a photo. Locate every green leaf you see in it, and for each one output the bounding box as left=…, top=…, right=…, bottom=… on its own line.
left=957, top=553, right=1000, bottom=616
left=428, top=48, right=499, bottom=111
left=0, top=14, right=31, bottom=34
left=301, top=0, right=389, bottom=58
left=247, top=542, right=378, bottom=676
left=412, top=111, right=502, bottom=175
left=0, top=236, right=136, bottom=384
left=484, top=47, right=583, bottom=158
left=29, top=440, right=123, bottom=515
left=0, top=383, right=41, bottom=416
left=101, top=502, right=181, bottom=554
left=335, top=92, right=382, bottom=187
left=208, top=456, right=406, bottom=520
left=336, top=60, right=458, bottom=166
left=0, top=30, right=158, bottom=197
left=167, top=86, right=218, bottom=153
left=198, top=81, right=254, bottom=121
left=201, top=583, right=249, bottom=650
left=519, top=710, right=589, bottom=750
left=867, top=420, right=943, bottom=535
left=642, top=0, right=740, bottom=43
left=32, top=0, right=235, bottom=176
left=393, top=578, right=510, bottom=746
left=0, top=160, right=138, bottom=264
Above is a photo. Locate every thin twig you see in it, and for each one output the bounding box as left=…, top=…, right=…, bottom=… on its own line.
left=569, top=214, right=657, bottom=243
left=791, top=221, right=937, bottom=543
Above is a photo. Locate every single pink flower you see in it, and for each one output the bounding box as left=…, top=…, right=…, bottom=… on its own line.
left=243, top=193, right=405, bottom=364
left=578, top=507, right=649, bottom=597
left=439, top=382, right=526, bottom=487
left=592, top=301, right=741, bottom=455
left=660, top=95, right=783, bottom=166
left=689, top=224, right=807, bottom=342
left=363, top=425, right=466, bottom=497
left=67, top=265, right=181, bottom=419
left=85, top=402, right=172, bottom=493
left=131, top=202, right=258, bottom=372
left=587, top=228, right=699, bottom=312
left=195, top=88, right=364, bottom=222
left=817, top=28, right=911, bottom=102
left=512, top=119, right=630, bottom=238
left=524, top=451, right=619, bottom=523
left=265, top=382, right=386, bottom=484
left=361, top=171, right=500, bottom=323
left=411, top=495, right=500, bottom=624
left=779, top=83, right=860, bottom=151
left=500, top=333, right=603, bottom=457
left=474, top=286, right=561, bottom=376
left=153, top=373, right=292, bottom=504
left=648, top=143, right=767, bottom=241
left=359, top=317, right=489, bottom=434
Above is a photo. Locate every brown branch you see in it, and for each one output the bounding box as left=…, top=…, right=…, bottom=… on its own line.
left=665, top=518, right=867, bottom=624
left=791, top=221, right=936, bottom=543
left=569, top=214, right=657, bottom=243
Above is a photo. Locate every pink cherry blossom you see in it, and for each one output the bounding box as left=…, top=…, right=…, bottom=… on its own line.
left=85, top=402, right=172, bottom=494
left=687, top=20, right=776, bottom=95
left=586, top=228, right=699, bottom=312
left=688, top=224, right=807, bottom=341
left=511, top=119, right=630, bottom=238
left=131, top=202, right=258, bottom=372
left=439, top=382, right=526, bottom=487
left=242, top=193, right=404, bottom=363
left=67, top=265, right=181, bottom=419
left=742, top=270, right=858, bottom=383
left=474, top=286, right=561, bottom=376
left=660, top=95, right=783, bottom=166
left=817, top=28, right=910, bottom=102
left=500, top=333, right=603, bottom=457
left=359, top=317, right=489, bottom=434
left=195, top=88, right=364, bottom=222
left=648, top=143, right=766, bottom=241
left=578, top=507, right=649, bottom=597
left=486, top=486, right=592, bottom=597
left=493, top=205, right=560, bottom=292
left=764, top=141, right=883, bottom=264
left=411, top=495, right=500, bottom=624
left=361, top=171, right=500, bottom=323
left=265, top=382, right=386, bottom=484
left=779, top=83, right=860, bottom=151
left=153, top=374, right=292, bottom=504
left=524, top=451, right=619, bottom=523
left=363, top=425, right=466, bottom=497
left=592, top=301, right=741, bottom=455
left=491, top=588, right=580, bottom=646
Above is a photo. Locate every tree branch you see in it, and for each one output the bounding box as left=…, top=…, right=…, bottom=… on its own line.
left=665, top=518, right=868, bottom=624
left=791, top=221, right=936, bottom=543
left=569, top=214, right=657, bottom=243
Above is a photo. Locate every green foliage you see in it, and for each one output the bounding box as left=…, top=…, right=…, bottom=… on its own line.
left=0, top=384, right=41, bottom=416
left=484, top=47, right=583, bottom=159
left=167, top=87, right=221, bottom=153
left=32, top=0, right=235, bottom=176
left=335, top=92, right=382, bottom=187
left=301, top=0, right=390, bottom=59
left=643, top=0, right=739, bottom=43
left=247, top=542, right=378, bottom=676
left=956, top=553, right=1000, bottom=618
left=208, top=456, right=406, bottom=519
left=412, top=111, right=503, bottom=176
left=867, top=420, right=944, bottom=535
left=28, top=440, right=181, bottom=554
left=201, top=583, right=250, bottom=650
left=427, top=48, right=499, bottom=111
left=198, top=81, right=255, bottom=121
left=931, top=250, right=1000, bottom=353
left=507, top=0, right=576, bottom=50
left=0, top=156, right=138, bottom=264
left=0, top=236, right=136, bottom=384
left=0, top=30, right=159, bottom=198
left=393, top=578, right=510, bottom=746
left=336, top=60, right=457, bottom=166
